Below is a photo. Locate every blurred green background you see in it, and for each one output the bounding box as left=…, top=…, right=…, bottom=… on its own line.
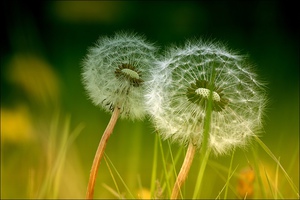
left=1, top=1, right=298, bottom=199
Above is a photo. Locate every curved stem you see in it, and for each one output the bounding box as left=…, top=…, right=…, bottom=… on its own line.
left=86, top=107, right=120, bottom=199
left=171, top=141, right=196, bottom=199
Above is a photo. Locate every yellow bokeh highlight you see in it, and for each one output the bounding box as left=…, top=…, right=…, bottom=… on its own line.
left=136, top=188, right=151, bottom=199
left=6, top=54, right=60, bottom=106
left=1, top=105, right=34, bottom=143
left=51, top=1, right=128, bottom=23
left=237, top=166, right=255, bottom=198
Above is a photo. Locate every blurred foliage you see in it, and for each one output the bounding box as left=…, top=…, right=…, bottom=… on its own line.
left=1, top=1, right=298, bottom=199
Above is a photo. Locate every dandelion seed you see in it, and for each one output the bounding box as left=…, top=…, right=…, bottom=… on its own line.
left=81, top=31, right=157, bottom=199
left=145, top=39, right=267, bottom=198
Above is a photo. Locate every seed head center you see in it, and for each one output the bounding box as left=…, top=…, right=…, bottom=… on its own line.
left=186, top=79, right=229, bottom=111
left=115, top=63, right=143, bottom=87
left=121, top=68, right=140, bottom=80
left=195, top=88, right=221, bottom=102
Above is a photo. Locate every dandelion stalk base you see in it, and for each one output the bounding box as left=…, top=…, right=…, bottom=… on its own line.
left=86, top=107, right=120, bottom=199
left=171, top=141, right=196, bottom=199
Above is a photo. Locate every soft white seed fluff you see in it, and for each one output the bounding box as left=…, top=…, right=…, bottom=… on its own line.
left=145, top=40, right=267, bottom=155
left=81, top=31, right=157, bottom=120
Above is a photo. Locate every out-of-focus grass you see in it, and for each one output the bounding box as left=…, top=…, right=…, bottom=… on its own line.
left=1, top=84, right=298, bottom=199
left=1, top=108, right=86, bottom=199
left=1, top=53, right=87, bottom=199
left=36, top=114, right=84, bottom=199
left=86, top=117, right=298, bottom=199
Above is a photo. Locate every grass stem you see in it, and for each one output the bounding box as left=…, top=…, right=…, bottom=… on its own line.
left=224, top=149, right=235, bottom=199
left=150, top=134, right=158, bottom=198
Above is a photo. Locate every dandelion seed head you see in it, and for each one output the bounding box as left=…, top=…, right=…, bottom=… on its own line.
left=146, top=39, right=267, bottom=155
left=82, top=31, right=157, bottom=120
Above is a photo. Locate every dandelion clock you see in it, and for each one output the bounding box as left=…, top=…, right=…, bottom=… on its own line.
left=145, top=39, right=267, bottom=199
left=81, top=31, right=157, bottom=199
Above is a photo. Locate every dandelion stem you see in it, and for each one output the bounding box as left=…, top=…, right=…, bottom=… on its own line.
left=86, top=107, right=120, bottom=199
left=171, top=141, right=196, bottom=199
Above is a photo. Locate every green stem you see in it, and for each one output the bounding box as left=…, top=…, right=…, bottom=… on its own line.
left=192, top=69, right=215, bottom=199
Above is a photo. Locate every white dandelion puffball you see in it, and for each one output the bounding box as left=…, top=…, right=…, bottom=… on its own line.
left=146, top=40, right=267, bottom=155
left=82, top=32, right=157, bottom=120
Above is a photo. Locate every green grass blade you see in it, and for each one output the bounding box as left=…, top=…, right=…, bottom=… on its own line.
left=274, top=157, right=279, bottom=199
left=251, top=146, right=267, bottom=198
left=224, top=150, right=235, bottom=199
left=37, top=114, right=83, bottom=199
left=167, top=140, right=184, bottom=199
left=215, top=165, right=239, bottom=199
left=104, top=153, right=135, bottom=199
left=274, top=157, right=284, bottom=199
left=150, top=133, right=158, bottom=198
left=52, top=115, right=71, bottom=198
left=158, top=135, right=172, bottom=197
left=282, top=146, right=298, bottom=189
left=192, top=148, right=211, bottom=199
left=254, top=135, right=299, bottom=197
left=159, top=141, right=184, bottom=198
left=37, top=112, right=60, bottom=198
left=104, top=155, right=121, bottom=197
left=208, top=160, right=239, bottom=198
left=102, top=183, right=123, bottom=198
left=167, top=140, right=177, bottom=180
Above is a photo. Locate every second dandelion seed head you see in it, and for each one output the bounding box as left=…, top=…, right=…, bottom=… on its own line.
left=146, top=40, right=267, bottom=155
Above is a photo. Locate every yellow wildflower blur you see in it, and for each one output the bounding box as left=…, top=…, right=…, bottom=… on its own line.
left=1, top=105, right=34, bottom=143
left=6, top=54, right=60, bottom=106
